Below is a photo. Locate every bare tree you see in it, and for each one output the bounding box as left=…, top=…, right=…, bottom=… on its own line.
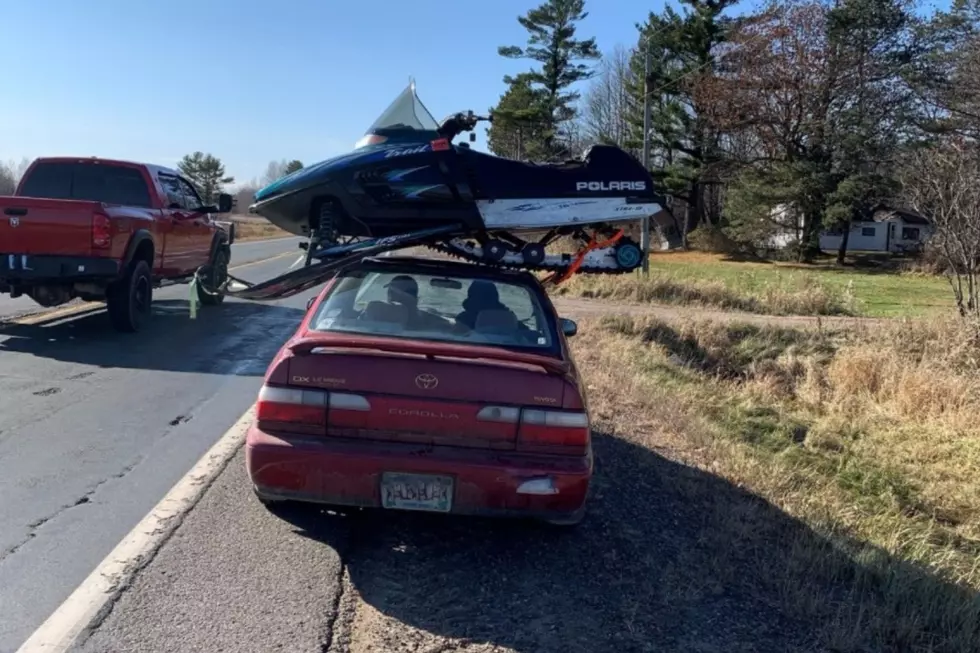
left=234, top=181, right=260, bottom=215
left=261, top=160, right=290, bottom=186
left=0, top=162, right=16, bottom=195
left=581, top=44, right=636, bottom=150
left=902, top=140, right=980, bottom=322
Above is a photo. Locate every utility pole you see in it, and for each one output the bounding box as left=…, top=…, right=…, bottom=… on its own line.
left=640, top=46, right=653, bottom=276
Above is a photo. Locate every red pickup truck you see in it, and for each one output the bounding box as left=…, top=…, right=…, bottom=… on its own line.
left=0, top=157, right=236, bottom=332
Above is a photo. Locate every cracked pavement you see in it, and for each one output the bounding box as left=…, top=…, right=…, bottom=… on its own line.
left=0, top=239, right=307, bottom=652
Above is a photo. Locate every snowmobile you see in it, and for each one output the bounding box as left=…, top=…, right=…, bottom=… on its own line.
left=232, top=82, right=665, bottom=301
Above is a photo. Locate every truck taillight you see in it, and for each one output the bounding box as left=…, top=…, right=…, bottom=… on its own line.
left=257, top=385, right=327, bottom=435
left=477, top=406, right=590, bottom=453
left=91, top=213, right=111, bottom=249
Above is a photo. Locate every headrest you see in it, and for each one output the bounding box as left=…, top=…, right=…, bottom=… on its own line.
left=474, top=309, right=518, bottom=333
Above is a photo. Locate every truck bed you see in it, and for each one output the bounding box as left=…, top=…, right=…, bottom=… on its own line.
left=0, top=196, right=106, bottom=257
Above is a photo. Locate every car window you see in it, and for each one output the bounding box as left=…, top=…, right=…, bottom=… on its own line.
left=18, top=162, right=73, bottom=199
left=158, top=174, right=187, bottom=209
left=19, top=162, right=152, bottom=207
left=177, top=178, right=203, bottom=208
left=310, top=269, right=556, bottom=351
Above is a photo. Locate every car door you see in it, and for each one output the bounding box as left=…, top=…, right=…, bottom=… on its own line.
left=157, top=172, right=194, bottom=274
left=176, top=177, right=214, bottom=269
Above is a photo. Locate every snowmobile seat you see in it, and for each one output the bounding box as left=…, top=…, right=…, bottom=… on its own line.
left=462, top=144, right=649, bottom=199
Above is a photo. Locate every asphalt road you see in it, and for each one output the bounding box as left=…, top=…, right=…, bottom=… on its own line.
left=0, top=237, right=304, bottom=320
left=0, top=237, right=308, bottom=653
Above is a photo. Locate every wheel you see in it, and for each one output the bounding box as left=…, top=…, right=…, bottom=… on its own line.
left=483, top=239, right=508, bottom=262
left=521, top=243, right=546, bottom=266
left=614, top=240, right=643, bottom=271
left=106, top=259, right=152, bottom=333
left=198, top=247, right=229, bottom=306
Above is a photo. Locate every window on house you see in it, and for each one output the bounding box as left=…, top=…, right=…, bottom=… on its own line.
left=902, top=227, right=921, bottom=241
left=861, top=227, right=876, bottom=237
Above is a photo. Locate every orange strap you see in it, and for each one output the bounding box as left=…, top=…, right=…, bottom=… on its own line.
left=545, top=229, right=625, bottom=286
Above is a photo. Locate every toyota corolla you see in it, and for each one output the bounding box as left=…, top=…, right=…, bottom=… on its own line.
left=245, top=255, right=592, bottom=526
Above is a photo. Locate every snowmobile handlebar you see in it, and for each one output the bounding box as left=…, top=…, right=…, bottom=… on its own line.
left=437, top=110, right=492, bottom=141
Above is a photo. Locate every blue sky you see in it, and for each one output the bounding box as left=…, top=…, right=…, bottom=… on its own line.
left=0, top=0, right=669, bottom=187
left=1, top=0, right=948, bottom=188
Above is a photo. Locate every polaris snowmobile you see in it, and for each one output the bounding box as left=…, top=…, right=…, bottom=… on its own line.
left=233, top=82, right=665, bottom=301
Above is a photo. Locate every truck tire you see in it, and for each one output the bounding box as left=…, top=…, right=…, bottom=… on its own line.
left=198, top=247, right=229, bottom=306
left=107, top=259, right=152, bottom=333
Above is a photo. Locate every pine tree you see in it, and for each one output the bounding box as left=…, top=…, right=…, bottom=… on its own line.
left=487, top=74, right=550, bottom=160
left=626, top=0, right=737, bottom=237
left=177, top=152, right=234, bottom=203
left=498, top=0, right=601, bottom=158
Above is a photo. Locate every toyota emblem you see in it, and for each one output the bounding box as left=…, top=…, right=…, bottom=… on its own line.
left=8, top=217, right=19, bottom=227
left=415, top=373, right=438, bottom=390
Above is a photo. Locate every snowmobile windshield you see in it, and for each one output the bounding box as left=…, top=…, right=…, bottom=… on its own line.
left=356, top=82, right=440, bottom=147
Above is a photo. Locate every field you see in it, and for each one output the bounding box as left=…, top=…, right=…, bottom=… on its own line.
left=555, top=250, right=953, bottom=318
left=571, top=312, right=980, bottom=651
left=229, top=215, right=293, bottom=242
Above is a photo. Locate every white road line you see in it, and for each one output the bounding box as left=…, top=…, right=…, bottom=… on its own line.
left=16, top=407, right=256, bottom=653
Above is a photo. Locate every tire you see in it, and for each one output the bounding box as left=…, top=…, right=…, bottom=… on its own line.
left=198, top=247, right=229, bottom=306
left=106, top=259, right=152, bottom=333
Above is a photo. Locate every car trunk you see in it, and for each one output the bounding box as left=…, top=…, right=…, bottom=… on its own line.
left=285, top=343, right=568, bottom=450
left=0, top=198, right=100, bottom=256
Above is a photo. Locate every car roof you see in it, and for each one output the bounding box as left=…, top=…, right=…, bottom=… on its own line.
left=354, top=255, right=546, bottom=287
left=33, top=156, right=182, bottom=178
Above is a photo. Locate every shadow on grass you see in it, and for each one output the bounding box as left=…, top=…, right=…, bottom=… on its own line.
left=0, top=299, right=305, bottom=376
left=277, top=430, right=979, bottom=653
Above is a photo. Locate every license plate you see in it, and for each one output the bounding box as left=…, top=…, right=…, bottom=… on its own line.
left=380, top=472, right=454, bottom=513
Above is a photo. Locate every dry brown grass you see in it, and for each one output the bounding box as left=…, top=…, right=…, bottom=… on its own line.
left=574, top=315, right=980, bottom=652
left=230, top=216, right=293, bottom=242
left=555, top=271, right=858, bottom=317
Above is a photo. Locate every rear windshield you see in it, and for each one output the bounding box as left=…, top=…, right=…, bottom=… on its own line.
left=18, top=162, right=153, bottom=208
left=310, top=268, right=557, bottom=351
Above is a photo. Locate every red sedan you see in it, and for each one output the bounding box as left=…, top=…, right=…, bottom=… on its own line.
left=246, top=255, right=592, bottom=527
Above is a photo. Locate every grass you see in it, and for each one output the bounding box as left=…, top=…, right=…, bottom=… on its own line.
left=555, top=251, right=954, bottom=318
left=574, top=314, right=980, bottom=652
left=230, top=216, right=293, bottom=242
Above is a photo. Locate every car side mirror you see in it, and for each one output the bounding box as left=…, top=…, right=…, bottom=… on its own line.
left=560, top=317, right=577, bottom=337
left=216, top=193, right=233, bottom=213
left=306, top=296, right=316, bottom=310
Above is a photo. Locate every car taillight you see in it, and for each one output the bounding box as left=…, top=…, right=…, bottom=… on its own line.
left=256, top=385, right=328, bottom=435
left=477, top=406, right=590, bottom=453
left=91, top=212, right=111, bottom=249
left=256, top=385, right=372, bottom=434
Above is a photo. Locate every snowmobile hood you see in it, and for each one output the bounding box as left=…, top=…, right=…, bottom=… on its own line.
left=254, top=147, right=378, bottom=202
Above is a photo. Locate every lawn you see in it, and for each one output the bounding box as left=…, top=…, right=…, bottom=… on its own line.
left=573, top=314, right=980, bottom=652
left=555, top=251, right=954, bottom=318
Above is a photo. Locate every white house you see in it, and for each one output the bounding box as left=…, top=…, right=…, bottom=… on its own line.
left=768, top=203, right=932, bottom=254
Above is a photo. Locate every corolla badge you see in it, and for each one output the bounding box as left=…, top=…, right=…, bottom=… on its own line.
left=8, top=217, right=19, bottom=227
left=415, top=373, right=438, bottom=390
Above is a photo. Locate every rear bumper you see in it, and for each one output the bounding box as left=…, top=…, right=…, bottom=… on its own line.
left=245, top=425, right=592, bottom=521
left=0, top=253, right=119, bottom=284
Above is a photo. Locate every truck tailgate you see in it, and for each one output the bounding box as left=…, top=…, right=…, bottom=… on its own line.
left=0, top=197, right=101, bottom=256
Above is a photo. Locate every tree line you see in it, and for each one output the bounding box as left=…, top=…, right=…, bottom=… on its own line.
left=0, top=154, right=303, bottom=216
left=487, top=0, right=980, bottom=318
